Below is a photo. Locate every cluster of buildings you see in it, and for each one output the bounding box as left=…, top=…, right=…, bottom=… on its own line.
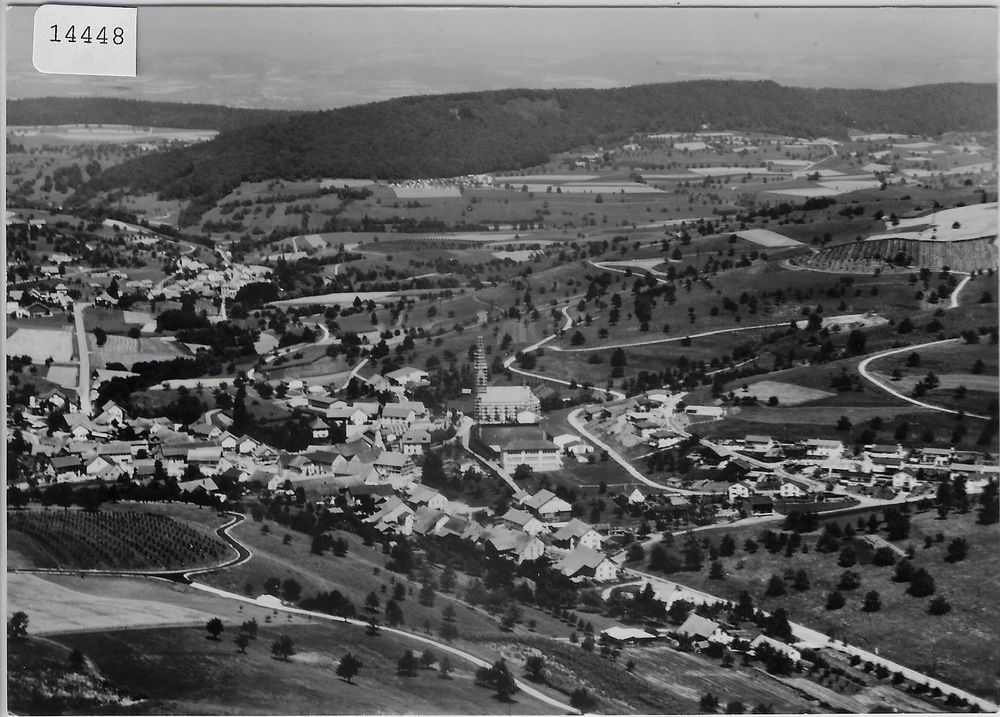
left=160, top=256, right=271, bottom=302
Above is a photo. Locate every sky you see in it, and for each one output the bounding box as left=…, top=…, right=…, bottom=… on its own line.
left=5, top=5, right=998, bottom=110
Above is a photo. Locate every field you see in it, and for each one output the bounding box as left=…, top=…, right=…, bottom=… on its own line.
left=735, top=229, right=804, bottom=248
left=7, top=508, right=233, bottom=571
left=13, top=622, right=561, bottom=715
left=653, top=509, right=1000, bottom=700
left=5, top=327, right=75, bottom=363
left=732, top=380, right=836, bottom=406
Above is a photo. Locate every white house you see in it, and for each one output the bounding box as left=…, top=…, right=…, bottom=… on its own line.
left=778, top=479, right=810, bottom=499
left=727, top=481, right=754, bottom=503
left=385, top=366, right=429, bottom=386
left=627, top=487, right=646, bottom=505
left=553, top=546, right=619, bottom=583
left=801, top=438, right=844, bottom=459
left=520, top=489, right=573, bottom=519
left=499, top=508, right=547, bottom=536
left=551, top=518, right=603, bottom=550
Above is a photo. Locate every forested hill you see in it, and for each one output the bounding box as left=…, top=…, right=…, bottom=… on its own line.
left=7, top=97, right=295, bottom=132
left=75, top=80, right=997, bottom=225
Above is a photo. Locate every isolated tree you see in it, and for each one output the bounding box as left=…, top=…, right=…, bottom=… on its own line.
left=764, top=574, right=785, bottom=597
left=862, top=590, right=882, bottom=613
left=439, top=656, right=454, bottom=679
left=271, top=634, right=295, bottom=661
left=419, top=650, right=437, bottom=669
left=700, top=692, right=720, bottom=713
left=837, top=546, right=857, bottom=568
left=282, top=579, right=302, bottom=602
left=825, top=590, right=846, bottom=610
left=709, top=560, right=725, bottom=580
left=235, top=633, right=251, bottom=654
left=908, top=568, right=936, bottom=597
left=893, top=559, right=914, bottom=583
left=928, top=595, right=952, bottom=615
left=205, top=617, right=224, bottom=640
left=439, top=566, right=457, bottom=592
left=525, top=654, right=546, bottom=683
left=571, top=687, right=598, bottom=712
left=8, top=611, right=29, bottom=638
left=365, top=591, right=380, bottom=613
left=385, top=599, right=404, bottom=626
left=68, top=648, right=86, bottom=671
left=792, top=570, right=810, bottom=592
left=945, top=538, right=968, bottom=563
left=337, top=652, right=362, bottom=683
left=397, top=649, right=419, bottom=676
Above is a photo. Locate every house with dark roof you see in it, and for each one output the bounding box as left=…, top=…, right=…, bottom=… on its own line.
left=553, top=545, right=618, bottom=582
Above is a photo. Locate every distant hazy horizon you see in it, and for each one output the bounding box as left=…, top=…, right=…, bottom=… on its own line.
left=5, top=6, right=997, bottom=111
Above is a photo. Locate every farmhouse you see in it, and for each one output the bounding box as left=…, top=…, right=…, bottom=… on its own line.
left=601, top=626, right=659, bottom=645
left=551, top=518, right=603, bottom=550
left=483, top=526, right=544, bottom=563
left=801, top=438, right=844, bottom=459
left=400, top=428, right=431, bottom=455
left=520, top=488, right=573, bottom=520
left=385, top=366, right=429, bottom=386
left=553, top=545, right=619, bottom=582
left=499, top=508, right=547, bottom=536
left=779, top=479, right=811, bottom=498
left=676, top=614, right=730, bottom=646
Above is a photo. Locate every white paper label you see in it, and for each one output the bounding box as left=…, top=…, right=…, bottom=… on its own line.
left=32, top=5, right=137, bottom=77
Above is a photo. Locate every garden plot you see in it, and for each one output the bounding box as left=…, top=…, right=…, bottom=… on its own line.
left=5, top=327, right=74, bottom=362
left=732, top=380, right=835, bottom=406
left=735, top=229, right=803, bottom=248
left=90, top=334, right=193, bottom=368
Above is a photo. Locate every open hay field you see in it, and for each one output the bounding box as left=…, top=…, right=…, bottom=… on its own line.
left=6, top=573, right=221, bottom=635
left=732, top=380, right=836, bottom=406
left=736, top=229, right=804, bottom=248
left=5, top=327, right=75, bottom=362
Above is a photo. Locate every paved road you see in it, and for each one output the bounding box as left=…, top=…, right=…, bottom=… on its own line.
left=548, top=320, right=790, bottom=353
left=72, top=302, right=93, bottom=415
left=857, top=338, right=991, bottom=420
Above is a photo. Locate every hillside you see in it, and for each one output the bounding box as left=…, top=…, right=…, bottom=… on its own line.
left=799, top=236, right=999, bottom=273
left=73, top=80, right=997, bottom=225
left=7, top=97, right=294, bottom=133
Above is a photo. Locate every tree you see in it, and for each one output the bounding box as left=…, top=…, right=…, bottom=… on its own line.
left=476, top=659, right=518, bottom=702
left=792, top=570, right=810, bottom=592
left=397, top=649, right=419, bottom=676
left=908, top=568, right=936, bottom=597
left=235, top=633, right=250, bottom=653
left=893, top=559, right=914, bottom=582
left=825, top=590, right=846, bottom=610
left=337, top=652, right=362, bottom=683
left=385, top=599, right=404, bottom=626
left=764, top=609, right=793, bottom=642
left=68, top=648, right=86, bottom=671
left=700, top=692, right=720, bottom=713
left=419, top=581, right=436, bottom=607
left=439, top=566, right=457, bottom=592
left=764, top=574, right=785, bottom=597
left=928, top=595, right=952, bottom=615
left=365, top=591, right=380, bottom=613
left=8, top=611, right=29, bottom=638
left=709, top=560, right=725, bottom=580
left=571, top=687, right=598, bottom=712
left=439, top=656, right=454, bottom=679
left=862, top=590, right=882, bottom=613
left=282, top=578, right=302, bottom=602
left=420, top=649, right=437, bottom=669
left=719, top=534, right=736, bottom=557
left=837, top=546, right=857, bottom=568
left=524, top=654, right=546, bottom=683
left=205, top=617, right=224, bottom=640
left=836, top=415, right=852, bottom=431
left=945, top=537, right=968, bottom=563
left=271, top=634, right=295, bottom=661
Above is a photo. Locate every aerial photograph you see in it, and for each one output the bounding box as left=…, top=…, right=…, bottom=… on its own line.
left=3, top=4, right=999, bottom=714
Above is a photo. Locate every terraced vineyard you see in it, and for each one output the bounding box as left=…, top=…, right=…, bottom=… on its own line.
left=7, top=510, right=232, bottom=571
left=799, top=236, right=998, bottom=273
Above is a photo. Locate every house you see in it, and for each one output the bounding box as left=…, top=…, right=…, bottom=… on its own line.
left=865, top=443, right=906, bottom=461
left=310, top=417, right=330, bottom=441
left=520, top=489, right=573, bottom=519
left=188, top=446, right=224, bottom=473
left=499, top=508, right=546, bottom=536
left=676, top=614, right=729, bottom=645
left=684, top=405, right=725, bottom=419
left=407, top=484, right=448, bottom=511
left=400, top=428, right=431, bottom=456
left=742, top=435, right=774, bottom=454
left=727, top=481, right=754, bottom=503
left=411, top=506, right=450, bottom=536
left=50, top=455, right=84, bottom=481
left=739, top=495, right=774, bottom=517
left=381, top=404, right=416, bottom=425
left=482, top=526, right=545, bottom=564
left=364, top=496, right=414, bottom=535
left=600, top=627, right=659, bottom=646
left=801, top=438, right=844, bottom=459
left=94, top=400, right=127, bottom=426
left=327, top=406, right=368, bottom=426
left=553, top=546, right=619, bottom=583
left=779, top=479, right=810, bottom=499
left=891, top=470, right=919, bottom=491
left=85, top=454, right=113, bottom=476
left=918, top=447, right=954, bottom=466
left=627, top=488, right=646, bottom=505
left=385, top=366, right=429, bottom=386
left=551, top=518, right=603, bottom=550
left=750, top=634, right=802, bottom=663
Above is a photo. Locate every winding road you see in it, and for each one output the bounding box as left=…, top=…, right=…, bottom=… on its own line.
left=857, top=338, right=991, bottom=420
left=13, top=510, right=576, bottom=713
left=72, top=302, right=93, bottom=416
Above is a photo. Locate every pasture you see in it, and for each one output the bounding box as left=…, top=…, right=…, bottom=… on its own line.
left=735, top=229, right=804, bottom=248
left=48, top=622, right=563, bottom=715
left=664, top=509, right=1000, bottom=700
